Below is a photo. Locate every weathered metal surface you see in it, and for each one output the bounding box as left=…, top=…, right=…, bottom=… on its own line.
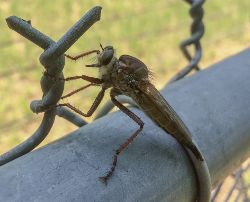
left=0, top=47, right=250, bottom=202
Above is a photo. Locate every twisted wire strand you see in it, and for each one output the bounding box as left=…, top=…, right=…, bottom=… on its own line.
left=211, top=159, right=250, bottom=201
left=0, top=7, right=102, bottom=166
left=167, top=0, right=205, bottom=85
left=0, top=17, right=62, bottom=166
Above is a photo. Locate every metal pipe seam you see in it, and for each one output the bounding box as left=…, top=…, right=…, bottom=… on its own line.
left=0, top=47, right=250, bottom=202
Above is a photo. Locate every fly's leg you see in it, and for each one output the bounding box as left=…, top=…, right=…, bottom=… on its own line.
left=64, top=50, right=100, bottom=60
left=64, top=50, right=101, bottom=67
left=99, top=90, right=144, bottom=184
left=43, top=71, right=103, bottom=99
left=43, top=71, right=103, bottom=84
left=61, top=84, right=93, bottom=99
left=39, top=88, right=106, bottom=117
left=41, top=68, right=104, bottom=116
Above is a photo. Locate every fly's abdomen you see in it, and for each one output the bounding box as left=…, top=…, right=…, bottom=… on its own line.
left=132, top=93, right=193, bottom=144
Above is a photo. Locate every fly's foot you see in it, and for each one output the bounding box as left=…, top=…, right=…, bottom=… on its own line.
left=98, top=176, right=108, bottom=184
left=38, top=104, right=50, bottom=110
left=38, top=103, right=60, bottom=110
left=38, top=104, right=49, bottom=109
left=38, top=104, right=44, bottom=108
left=42, top=69, right=48, bottom=75
left=42, top=69, right=61, bottom=82
left=99, top=159, right=117, bottom=185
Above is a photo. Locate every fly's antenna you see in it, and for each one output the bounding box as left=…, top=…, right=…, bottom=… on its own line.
left=98, top=37, right=104, bottom=51
left=100, top=43, right=104, bottom=51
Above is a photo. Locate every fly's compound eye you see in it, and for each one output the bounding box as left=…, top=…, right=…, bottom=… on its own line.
left=101, top=46, right=114, bottom=65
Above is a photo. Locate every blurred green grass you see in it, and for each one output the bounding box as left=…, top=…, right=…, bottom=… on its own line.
left=0, top=0, right=249, bottom=155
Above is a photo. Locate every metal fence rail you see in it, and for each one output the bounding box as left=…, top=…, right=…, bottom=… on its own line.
left=0, top=47, right=250, bottom=202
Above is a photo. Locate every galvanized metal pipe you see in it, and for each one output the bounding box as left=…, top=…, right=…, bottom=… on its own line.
left=0, top=47, right=250, bottom=202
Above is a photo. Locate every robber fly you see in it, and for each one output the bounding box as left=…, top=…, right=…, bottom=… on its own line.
left=41, top=44, right=203, bottom=184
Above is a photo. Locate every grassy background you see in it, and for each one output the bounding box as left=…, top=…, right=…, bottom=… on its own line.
left=0, top=0, right=250, bottom=200
left=0, top=0, right=250, bottom=171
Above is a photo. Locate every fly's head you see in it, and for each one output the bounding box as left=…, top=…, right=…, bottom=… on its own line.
left=85, top=44, right=117, bottom=81
left=86, top=44, right=117, bottom=68
left=97, top=44, right=116, bottom=68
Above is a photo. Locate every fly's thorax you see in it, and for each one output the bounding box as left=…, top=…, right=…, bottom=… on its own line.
left=110, top=64, right=138, bottom=94
left=118, top=55, right=149, bottom=81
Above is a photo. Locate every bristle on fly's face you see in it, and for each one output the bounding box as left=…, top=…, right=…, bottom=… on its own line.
left=90, top=55, right=98, bottom=64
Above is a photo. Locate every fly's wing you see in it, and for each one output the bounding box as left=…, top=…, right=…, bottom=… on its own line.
left=119, top=55, right=192, bottom=140
left=137, top=82, right=193, bottom=140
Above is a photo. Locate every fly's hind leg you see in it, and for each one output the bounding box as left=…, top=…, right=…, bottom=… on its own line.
left=99, top=89, right=144, bottom=184
left=39, top=88, right=106, bottom=117
left=40, top=73, right=104, bottom=110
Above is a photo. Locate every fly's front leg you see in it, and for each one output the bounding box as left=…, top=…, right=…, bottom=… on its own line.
left=61, top=83, right=96, bottom=99
left=43, top=71, right=103, bottom=84
left=39, top=88, right=106, bottom=117
left=99, top=89, right=144, bottom=184
left=64, top=50, right=100, bottom=60
left=41, top=68, right=104, bottom=115
left=43, top=71, right=103, bottom=99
